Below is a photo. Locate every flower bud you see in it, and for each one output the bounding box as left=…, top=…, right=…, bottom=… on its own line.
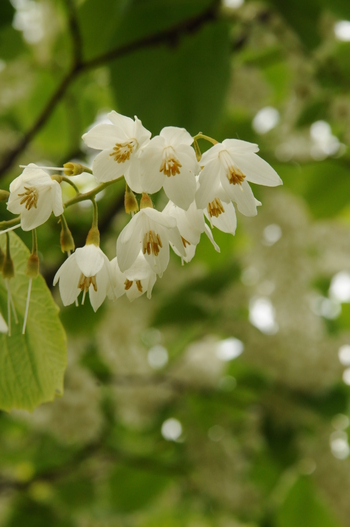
left=124, top=187, right=139, bottom=214
left=64, top=162, right=90, bottom=176
left=2, top=254, right=14, bottom=279
left=26, top=253, right=39, bottom=278
left=0, top=190, right=10, bottom=202
left=86, top=226, right=100, bottom=247
left=140, top=193, right=153, bottom=209
left=60, top=221, right=75, bottom=253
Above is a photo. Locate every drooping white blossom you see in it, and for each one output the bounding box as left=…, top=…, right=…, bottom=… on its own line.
left=82, top=111, right=151, bottom=192
left=140, top=126, right=199, bottom=210
left=116, top=207, right=186, bottom=277
left=7, top=164, right=64, bottom=231
left=162, top=200, right=220, bottom=262
left=196, top=139, right=282, bottom=215
left=53, top=244, right=111, bottom=311
left=110, top=253, right=157, bottom=301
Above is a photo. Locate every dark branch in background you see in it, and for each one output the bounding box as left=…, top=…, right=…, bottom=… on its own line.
left=63, top=0, right=83, bottom=67
left=0, top=0, right=220, bottom=180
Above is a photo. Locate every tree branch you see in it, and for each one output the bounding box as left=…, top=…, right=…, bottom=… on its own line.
left=0, top=0, right=220, bottom=180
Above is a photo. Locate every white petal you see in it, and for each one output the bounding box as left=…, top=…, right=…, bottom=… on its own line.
left=139, top=143, right=165, bottom=194
left=204, top=200, right=237, bottom=234
left=82, top=123, right=121, bottom=150
left=20, top=192, right=54, bottom=231
left=200, top=143, right=226, bottom=165
left=223, top=138, right=259, bottom=153
left=92, top=149, right=128, bottom=182
left=75, top=245, right=105, bottom=276
left=107, top=111, right=135, bottom=138
left=117, top=220, right=142, bottom=272
left=160, top=126, right=193, bottom=147
left=233, top=153, right=282, bottom=187
left=89, top=266, right=109, bottom=311
left=195, top=160, right=222, bottom=209
left=167, top=226, right=186, bottom=257
left=132, top=116, right=152, bottom=147
left=124, top=252, right=155, bottom=281
left=143, top=241, right=169, bottom=277
left=0, top=312, right=8, bottom=333
left=204, top=224, right=220, bottom=252
left=141, top=208, right=177, bottom=229
left=50, top=182, right=64, bottom=217
left=124, top=157, right=143, bottom=194
left=163, top=167, right=196, bottom=210
left=54, top=255, right=81, bottom=306
left=110, top=257, right=127, bottom=299
left=222, top=178, right=260, bottom=216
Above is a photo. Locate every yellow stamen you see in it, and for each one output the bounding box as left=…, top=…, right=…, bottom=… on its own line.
left=143, top=230, right=162, bottom=256
left=78, top=273, right=97, bottom=293
left=136, top=280, right=143, bottom=293
left=124, top=279, right=133, bottom=290
left=109, top=139, right=137, bottom=163
left=226, top=166, right=245, bottom=185
left=181, top=236, right=190, bottom=247
left=160, top=147, right=182, bottom=177
left=18, top=186, right=39, bottom=210
left=207, top=198, right=225, bottom=218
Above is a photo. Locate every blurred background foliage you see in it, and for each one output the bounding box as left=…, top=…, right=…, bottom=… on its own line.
left=2, top=0, right=350, bottom=525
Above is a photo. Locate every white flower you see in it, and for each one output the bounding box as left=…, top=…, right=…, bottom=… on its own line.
left=53, top=244, right=111, bottom=311
left=110, top=253, right=157, bottom=301
left=116, top=207, right=185, bottom=277
left=82, top=111, right=151, bottom=192
left=162, top=200, right=220, bottom=262
left=140, top=126, right=199, bottom=210
left=196, top=139, right=282, bottom=215
left=7, top=164, right=64, bottom=230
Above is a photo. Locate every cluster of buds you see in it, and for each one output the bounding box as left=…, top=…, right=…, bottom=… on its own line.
left=0, top=111, right=282, bottom=332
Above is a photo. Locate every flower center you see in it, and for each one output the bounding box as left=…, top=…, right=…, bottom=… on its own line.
left=109, top=139, right=138, bottom=163
left=207, top=198, right=225, bottom=218
left=181, top=236, right=190, bottom=247
left=143, top=230, right=162, bottom=256
left=219, top=150, right=245, bottom=185
left=18, top=186, right=39, bottom=210
left=78, top=273, right=97, bottom=293
left=160, top=147, right=182, bottom=177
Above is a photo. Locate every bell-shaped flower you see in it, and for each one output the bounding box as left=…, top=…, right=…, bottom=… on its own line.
left=7, top=164, right=64, bottom=231
left=53, top=244, right=111, bottom=311
left=117, top=206, right=185, bottom=277
left=163, top=200, right=220, bottom=263
left=110, top=252, right=157, bottom=302
left=140, top=126, right=199, bottom=210
left=82, top=111, right=151, bottom=193
left=196, top=139, right=281, bottom=215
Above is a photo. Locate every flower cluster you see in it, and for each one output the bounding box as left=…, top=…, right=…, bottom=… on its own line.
left=1, top=111, right=282, bottom=330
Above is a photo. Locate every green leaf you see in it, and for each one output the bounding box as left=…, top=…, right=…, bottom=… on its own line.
left=110, top=19, right=230, bottom=135
left=0, top=232, right=67, bottom=411
left=276, top=477, right=343, bottom=527
left=265, top=0, right=322, bottom=49
left=77, top=0, right=124, bottom=60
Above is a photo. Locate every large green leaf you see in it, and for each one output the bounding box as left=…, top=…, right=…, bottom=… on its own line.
left=0, top=232, right=67, bottom=411
left=110, top=18, right=230, bottom=134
